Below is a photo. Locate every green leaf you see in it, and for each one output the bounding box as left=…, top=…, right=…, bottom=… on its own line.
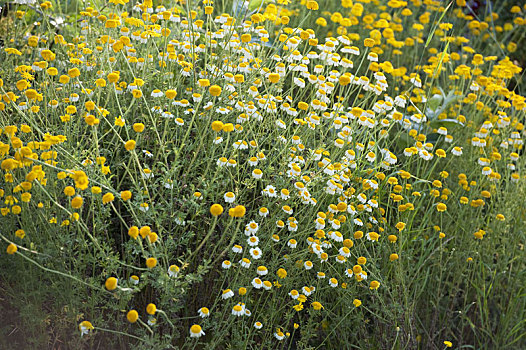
left=427, top=94, right=443, bottom=112
left=248, top=0, right=272, bottom=11
left=429, top=118, right=464, bottom=129
left=425, top=133, right=440, bottom=144
left=395, top=132, right=413, bottom=149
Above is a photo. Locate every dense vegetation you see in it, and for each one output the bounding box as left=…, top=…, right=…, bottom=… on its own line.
left=0, top=0, right=525, bottom=349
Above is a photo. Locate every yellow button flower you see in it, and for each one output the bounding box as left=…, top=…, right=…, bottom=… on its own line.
left=127, top=310, right=139, bottom=323
left=105, top=277, right=118, bottom=291
left=102, top=192, right=115, bottom=204
left=210, top=204, right=223, bottom=216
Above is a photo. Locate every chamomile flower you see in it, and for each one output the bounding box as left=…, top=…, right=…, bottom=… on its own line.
left=190, top=324, right=205, bottom=338
left=277, top=188, right=290, bottom=200
left=168, top=265, right=180, bottom=277
left=252, top=169, right=263, bottom=179
left=224, top=192, right=235, bottom=203
left=247, top=235, right=259, bottom=246
left=239, top=258, right=251, bottom=268
left=245, top=221, right=259, bottom=235
left=274, top=330, right=286, bottom=340
left=452, top=147, right=463, bottom=156
left=232, top=303, right=245, bottom=316
left=258, top=207, right=269, bottom=217
left=198, top=307, right=210, bottom=318
left=262, top=185, right=277, bottom=197
left=366, top=231, right=380, bottom=241
left=222, top=289, right=234, bottom=299
left=249, top=247, right=263, bottom=259
left=282, top=205, right=293, bottom=215
left=262, top=281, right=272, bottom=290
left=79, top=321, right=94, bottom=336
left=252, top=278, right=263, bottom=289
left=256, top=266, right=268, bottom=276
